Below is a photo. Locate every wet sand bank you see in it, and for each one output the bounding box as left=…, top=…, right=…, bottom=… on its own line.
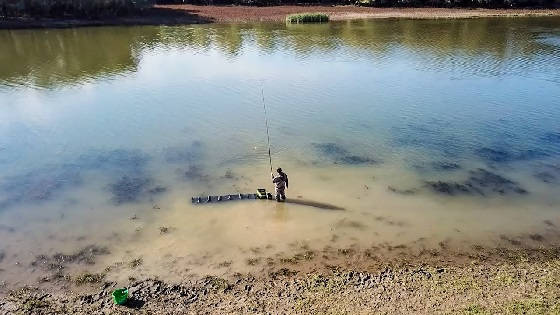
left=155, top=5, right=560, bottom=23
left=2, top=244, right=560, bottom=314
left=1, top=6, right=559, bottom=29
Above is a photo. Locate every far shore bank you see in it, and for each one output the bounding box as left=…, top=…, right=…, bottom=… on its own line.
left=1, top=6, right=559, bottom=29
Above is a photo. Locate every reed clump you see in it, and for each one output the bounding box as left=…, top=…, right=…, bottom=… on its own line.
left=286, top=13, right=329, bottom=24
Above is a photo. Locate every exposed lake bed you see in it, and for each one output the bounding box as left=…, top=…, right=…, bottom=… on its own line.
left=1, top=16, right=560, bottom=313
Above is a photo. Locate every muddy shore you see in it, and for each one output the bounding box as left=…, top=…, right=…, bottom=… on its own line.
left=2, top=243, right=560, bottom=314
left=1, top=6, right=559, bottom=29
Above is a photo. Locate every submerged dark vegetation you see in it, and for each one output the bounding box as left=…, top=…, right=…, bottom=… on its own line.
left=311, top=142, right=379, bottom=165
left=0, top=135, right=558, bottom=210
left=0, top=0, right=557, bottom=19
left=0, top=141, right=209, bottom=210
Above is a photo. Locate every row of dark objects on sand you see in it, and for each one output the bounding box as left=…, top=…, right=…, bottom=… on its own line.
left=191, top=191, right=276, bottom=204
left=191, top=192, right=346, bottom=210
left=192, top=193, right=258, bottom=204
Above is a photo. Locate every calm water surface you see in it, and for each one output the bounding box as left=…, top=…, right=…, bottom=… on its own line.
left=1, top=17, right=560, bottom=286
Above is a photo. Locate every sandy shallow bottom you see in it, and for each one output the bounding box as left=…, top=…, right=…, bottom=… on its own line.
left=1, top=160, right=559, bottom=288
left=1, top=161, right=559, bottom=314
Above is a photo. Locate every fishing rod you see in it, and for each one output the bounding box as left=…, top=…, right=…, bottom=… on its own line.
left=261, top=88, right=273, bottom=174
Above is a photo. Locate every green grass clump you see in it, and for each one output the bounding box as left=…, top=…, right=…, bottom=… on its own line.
left=463, top=304, right=489, bottom=315
left=286, top=13, right=329, bottom=24
left=506, top=298, right=560, bottom=314
left=73, top=272, right=105, bottom=285
left=128, top=258, right=143, bottom=269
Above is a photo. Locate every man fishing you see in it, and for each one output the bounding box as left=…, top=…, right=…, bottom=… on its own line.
left=271, top=168, right=288, bottom=202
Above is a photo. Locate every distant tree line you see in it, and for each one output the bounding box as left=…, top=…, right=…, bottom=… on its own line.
left=156, top=0, right=558, bottom=7
left=0, top=0, right=153, bottom=18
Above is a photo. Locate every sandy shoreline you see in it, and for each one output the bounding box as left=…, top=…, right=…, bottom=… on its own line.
left=2, top=205, right=559, bottom=313
left=0, top=6, right=559, bottom=29
left=156, top=5, right=560, bottom=22
left=2, top=245, right=560, bottom=314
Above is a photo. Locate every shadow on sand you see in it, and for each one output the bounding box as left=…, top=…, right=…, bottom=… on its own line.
left=284, top=198, right=344, bottom=211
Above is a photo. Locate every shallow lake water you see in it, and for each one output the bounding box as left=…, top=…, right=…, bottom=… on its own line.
left=1, top=17, right=560, bottom=287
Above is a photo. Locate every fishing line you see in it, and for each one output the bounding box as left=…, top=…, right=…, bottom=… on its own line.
left=261, top=88, right=273, bottom=173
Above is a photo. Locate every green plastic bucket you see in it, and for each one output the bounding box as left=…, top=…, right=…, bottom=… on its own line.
left=112, top=288, right=128, bottom=305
